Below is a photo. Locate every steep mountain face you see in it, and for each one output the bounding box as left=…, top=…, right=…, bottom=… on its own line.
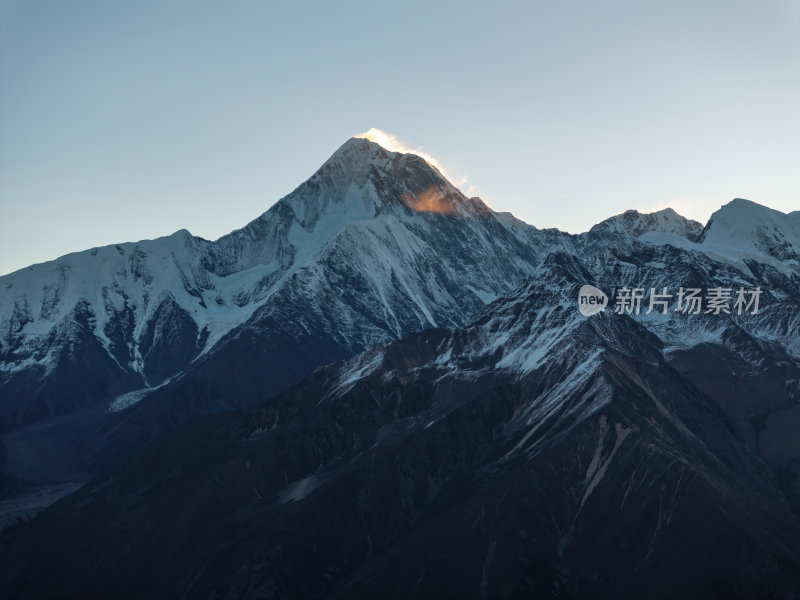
left=0, top=231, right=210, bottom=430
left=1, top=138, right=577, bottom=483
left=700, top=197, right=800, bottom=253
left=581, top=207, right=703, bottom=248
left=2, top=228, right=799, bottom=598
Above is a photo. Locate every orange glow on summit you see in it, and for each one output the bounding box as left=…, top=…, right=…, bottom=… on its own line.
left=400, top=186, right=457, bottom=215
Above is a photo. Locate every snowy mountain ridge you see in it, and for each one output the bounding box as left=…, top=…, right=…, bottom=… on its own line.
left=0, top=136, right=796, bottom=442
left=7, top=220, right=798, bottom=599
left=0, top=139, right=519, bottom=381
left=1, top=137, right=800, bottom=592
left=585, top=207, right=703, bottom=242
left=0, top=137, right=559, bottom=444
left=640, top=198, right=800, bottom=275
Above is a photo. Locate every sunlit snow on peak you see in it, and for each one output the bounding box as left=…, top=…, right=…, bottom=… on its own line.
left=355, top=128, right=449, bottom=179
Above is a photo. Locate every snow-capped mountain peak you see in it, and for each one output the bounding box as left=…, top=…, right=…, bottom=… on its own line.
left=586, top=207, right=703, bottom=242
left=2, top=135, right=797, bottom=490
left=699, top=198, right=800, bottom=262
left=620, top=198, right=800, bottom=277
left=299, top=137, right=487, bottom=220
left=0, top=136, right=546, bottom=436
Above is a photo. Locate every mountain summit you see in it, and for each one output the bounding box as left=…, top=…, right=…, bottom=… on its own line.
left=0, top=137, right=549, bottom=484
left=698, top=197, right=800, bottom=266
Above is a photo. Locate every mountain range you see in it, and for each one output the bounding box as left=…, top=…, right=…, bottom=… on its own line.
left=1, top=137, right=799, bottom=598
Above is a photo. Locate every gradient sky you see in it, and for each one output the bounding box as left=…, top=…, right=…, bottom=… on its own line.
left=1, top=0, right=798, bottom=276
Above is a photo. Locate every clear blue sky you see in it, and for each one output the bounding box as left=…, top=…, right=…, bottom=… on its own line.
left=1, top=0, right=798, bottom=275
